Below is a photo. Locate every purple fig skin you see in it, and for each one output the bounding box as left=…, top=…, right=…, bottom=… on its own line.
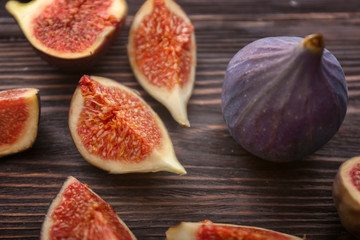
left=222, top=34, right=348, bottom=162
left=333, top=156, right=360, bottom=239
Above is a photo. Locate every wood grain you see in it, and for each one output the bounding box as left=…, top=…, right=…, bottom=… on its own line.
left=1, top=0, right=360, bottom=239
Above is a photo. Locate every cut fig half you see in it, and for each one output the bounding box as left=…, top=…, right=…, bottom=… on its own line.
left=69, top=75, right=186, bottom=174
left=166, top=220, right=304, bottom=240
left=6, top=0, right=128, bottom=71
left=0, top=88, right=40, bottom=157
left=128, top=0, right=196, bottom=127
left=333, top=156, right=360, bottom=239
left=41, top=176, right=137, bottom=240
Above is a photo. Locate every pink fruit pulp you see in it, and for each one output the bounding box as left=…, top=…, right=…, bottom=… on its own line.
left=76, top=75, right=162, bottom=163
left=50, top=178, right=133, bottom=239
left=0, top=89, right=29, bottom=146
left=134, top=0, right=194, bottom=90
left=33, top=0, right=119, bottom=53
left=197, top=220, right=293, bottom=240
left=350, top=163, right=360, bottom=192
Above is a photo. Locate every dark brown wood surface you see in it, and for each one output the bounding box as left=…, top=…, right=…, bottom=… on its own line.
left=1, top=0, right=360, bottom=239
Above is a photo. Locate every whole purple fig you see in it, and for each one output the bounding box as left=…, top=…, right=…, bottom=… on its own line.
left=222, top=34, right=348, bottom=161
left=333, top=156, right=360, bottom=239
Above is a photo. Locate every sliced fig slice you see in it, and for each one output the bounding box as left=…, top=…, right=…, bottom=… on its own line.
left=41, top=176, right=137, bottom=240
left=128, top=0, right=196, bottom=127
left=6, top=0, right=127, bottom=71
left=0, top=88, right=40, bottom=157
left=166, top=220, right=303, bottom=240
left=333, top=156, right=360, bottom=239
left=69, top=75, right=186, bottom=174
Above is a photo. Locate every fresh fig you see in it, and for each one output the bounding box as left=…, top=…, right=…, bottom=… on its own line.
left=68, top=75, right=186, bottom=174
left=0, top=88, right=40, bottom=157
left=128, top=0, right=196, bottom=127
left=166, top=220, right=303, bottom=240
left=222, top=34, right=348, bottom=161
left=6, top=0, right=127, bottom=71
left=41, top=176, right=137, bottom=240
left=333, top=156, right=360, bottom=239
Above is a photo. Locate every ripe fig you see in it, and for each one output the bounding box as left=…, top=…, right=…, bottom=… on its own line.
left=166, top=220, right=303, bottom=240
left=222, top=34, right=348, bottom=161
left=68, top=75, right=186, bottom=174
left=41, top=176, right=137, bottom=240
left=0, top=88, right=40, bottom=157
left=333, top=156, right=360, bottom=239
left=6, top=0, right=127, bottom=71
left=128, top=0, right=196, bottom=127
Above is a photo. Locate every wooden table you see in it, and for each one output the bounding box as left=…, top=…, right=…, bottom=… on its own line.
left=1, top=0, right=360, bottom=239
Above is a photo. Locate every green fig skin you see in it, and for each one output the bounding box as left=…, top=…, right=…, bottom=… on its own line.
left=222, top=34, right=348, bottom=162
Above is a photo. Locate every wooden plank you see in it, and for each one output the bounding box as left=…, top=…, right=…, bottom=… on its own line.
left=0, top=0, right=360, bottom=239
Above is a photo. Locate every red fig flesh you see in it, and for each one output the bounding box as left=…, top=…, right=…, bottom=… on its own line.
left=41, top=176, right=137, bottom=240
left=166, top=220, right=303, bottom=240
left=128, top=0, right=196, bottom=127
left=333, top=156, right=360, bottom=239
left=6, top=0, right=127, bottom=71
left=0, top=88, right=40, bottom=157
left=68, top=75, right=186, bottom=174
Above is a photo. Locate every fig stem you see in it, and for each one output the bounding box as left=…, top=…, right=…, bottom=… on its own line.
left=300, top=33, right=324, bottom=54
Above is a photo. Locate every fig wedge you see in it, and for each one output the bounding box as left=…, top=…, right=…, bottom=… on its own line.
left=166, top=220, right=304, bottom=240
left=333, top=156, right=360, bottom=239
left=0, top=88, right=40, bottom=157
left=69, top=75, right=186, bottom=174
left=128, top=0, right=196, bottom=127
left=41, top=176, right=137, bottom=240
left=6, top=0, right=127, bottom=71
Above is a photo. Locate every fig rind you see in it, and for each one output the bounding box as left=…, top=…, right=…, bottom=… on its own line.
left=0, top=88, right=40, bottom=158
left=333, top=156, right=360, bottom=239
left=222, top=34, right=348, bottom=161
left=68, top=75, right=186, bottom=174
left=166, top=221, right=304, bottom=240
left=6, top=0, right=128, bottom=71
left=41, top=176, right=137, bottom=240
left=128, top=0, right=196, bottom=127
